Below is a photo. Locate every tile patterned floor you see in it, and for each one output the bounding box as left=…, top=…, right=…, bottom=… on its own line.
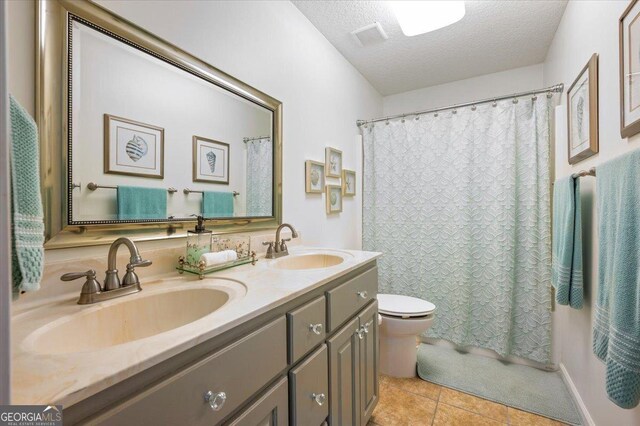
left=368, top=375, right=568, bottom=426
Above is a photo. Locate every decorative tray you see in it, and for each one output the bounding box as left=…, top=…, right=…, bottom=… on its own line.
left=177, top=252, right=257, bottom=279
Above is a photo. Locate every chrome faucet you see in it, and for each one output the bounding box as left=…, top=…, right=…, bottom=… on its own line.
left=61, top=237, right=152, bottom=304
left=263, top=223, right=299, bottom=259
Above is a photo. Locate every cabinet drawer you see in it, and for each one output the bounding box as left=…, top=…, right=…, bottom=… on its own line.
left=287, top=296, right=326, bottom=364
left=289, top=344, right=329, bottom=426
left=94, top=317, right=287, bottom=426
left=326, top=267, right=378, bottom=332
left=226, top=377, right=288, bottom=426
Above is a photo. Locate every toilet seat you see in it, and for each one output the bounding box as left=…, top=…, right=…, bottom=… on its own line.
left=377, top=294, right=436, bottom=318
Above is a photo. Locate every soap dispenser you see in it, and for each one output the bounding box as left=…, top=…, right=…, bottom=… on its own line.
left=185, top=215, right=212, bottom=267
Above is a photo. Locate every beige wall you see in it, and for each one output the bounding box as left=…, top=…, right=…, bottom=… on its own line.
left=6, top=0, right=383, bottom=264
left=544, top=1, right=640, bottom=425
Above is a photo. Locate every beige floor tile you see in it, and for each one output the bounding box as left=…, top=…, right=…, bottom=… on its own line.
left=433, top=402, right=506, bottom=426
left=371, top=381, right=438, bottom=426
left=439, top=387, right=508, bottom=422
left=381, top=374, right=442, bottom=401
left=508, top=407, right=567, bottom=426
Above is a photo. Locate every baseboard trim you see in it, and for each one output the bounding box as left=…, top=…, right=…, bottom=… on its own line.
left=559, top=363, right=596, bottom=426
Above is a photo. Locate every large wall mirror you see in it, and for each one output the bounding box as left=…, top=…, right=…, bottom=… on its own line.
left=38, top=0, right=282, bottom=248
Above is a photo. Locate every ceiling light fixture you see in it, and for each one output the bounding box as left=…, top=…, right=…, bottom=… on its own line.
left=388, top=1, right=466, bottom=37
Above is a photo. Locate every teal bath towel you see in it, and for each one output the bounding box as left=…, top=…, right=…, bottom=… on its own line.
left=117, top=186, right=167, bottom=220
left=593, top=149, right=640, bottom=409
left=551, top=176, right=583, bottom=309
left=202, top=191, right=234, bottom=217
left=9, top=95, right=45, bottom=298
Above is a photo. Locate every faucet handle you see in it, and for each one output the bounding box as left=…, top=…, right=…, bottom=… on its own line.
left=61, top=270, right=96, bottom=281
left=262, top=241, right=274, bottom=258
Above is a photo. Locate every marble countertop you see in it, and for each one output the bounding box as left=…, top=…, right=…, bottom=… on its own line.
left=11, top=247, right=381, bottom=407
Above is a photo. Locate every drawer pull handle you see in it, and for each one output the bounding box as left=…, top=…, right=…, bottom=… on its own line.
left=309, top=323, right=324, bottom=335
left=311, top=392, right=326, bottom=406
left=356, top=327, right=365, bottom=340
left=356, top=291, right=368, bottom=299
left=205, top=391, right=227, bottom=411
left=363, top=320, right=373, bottom=334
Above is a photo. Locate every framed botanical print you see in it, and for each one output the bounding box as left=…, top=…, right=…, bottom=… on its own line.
left=326, top=184, right=343, bottom=214
left=104, top=114, right=164, bottom=178
left=193, top=136, right=230, bottom=184
left=567, top=54, right=599, bottom=164
left=342, top=169, right=356, bottom=196
left=325, top=147, right=342, bottom=178
left=305, top=160, right=325, bottom=193
left=620, top=0, right=640, bottom=137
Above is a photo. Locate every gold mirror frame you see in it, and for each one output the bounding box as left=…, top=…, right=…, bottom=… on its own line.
left=37, top=0, right=282, bottom=249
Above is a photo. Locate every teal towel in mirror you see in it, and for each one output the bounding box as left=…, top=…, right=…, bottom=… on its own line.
left=551, top=175, right=583, bottom=309
left=117, top=186, right=167, bottom=220
left=9, top=95, right=45, bottom=298
left=202, top=191, right=234, bottom=217
left=593, top=149, right=640, bottom=409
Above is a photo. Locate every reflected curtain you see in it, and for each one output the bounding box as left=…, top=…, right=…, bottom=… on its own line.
left=363, top=96, right=553, bottom=364
left=246, top=137, right=272, bottom=216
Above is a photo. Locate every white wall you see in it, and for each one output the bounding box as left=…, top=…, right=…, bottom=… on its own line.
left=383, top=64, right=544, bottom=116
left=544, top=1, right=640, bottom=425
left=7, top=0, right=382, bottom=262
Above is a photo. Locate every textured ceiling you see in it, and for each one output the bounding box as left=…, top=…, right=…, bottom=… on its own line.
left=293, top=1, right=568, bottom=95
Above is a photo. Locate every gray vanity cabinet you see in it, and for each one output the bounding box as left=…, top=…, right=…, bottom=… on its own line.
left=326, top=301, right=379, bottom=426
left=358, top=301, right=379, bottom=423
left=73, top=262, right=379, bottom=426
left=327, top=317, right=360, bottom=426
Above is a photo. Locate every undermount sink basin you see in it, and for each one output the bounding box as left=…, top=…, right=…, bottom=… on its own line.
left=272, top=253, right=344, bottom=270
left=25, top=287, right=230, bottom=355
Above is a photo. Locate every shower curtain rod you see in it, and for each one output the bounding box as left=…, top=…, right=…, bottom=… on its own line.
left=243, top=135, right=270, bottom=143
left=356, top=83, right=564, bottom=127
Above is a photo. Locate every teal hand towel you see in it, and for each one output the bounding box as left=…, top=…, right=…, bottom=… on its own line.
left=9, top=95, right=45, bottom=298
left=202, top=191, right=234, bottom=217
left=117, top=186, right=167, bottom=220
left=551, top=176, right=583, bottom=309
left=593, top=149, right=640, bottom=408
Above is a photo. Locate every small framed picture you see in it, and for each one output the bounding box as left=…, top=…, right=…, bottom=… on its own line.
left=305, top=160, right=325, bottom=193
left=326, top=184, right=342, bottom=214
left=104, top=114, right=164, bottom=178
left=193, top=136, right=230, bottom=184
left=342, top=169, right=356, bottom=196
left=567, top=54, right=598, bottom=164
left=620, top=0, right=640, bottom=137
left=325, top=147, right=342, bottom=178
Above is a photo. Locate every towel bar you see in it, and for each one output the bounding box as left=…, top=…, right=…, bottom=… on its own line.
left=183, top=188, right=240, bottom=197
left=571, top=167, right=596, bottom=178
left=86, top=182, right=178, bottom=193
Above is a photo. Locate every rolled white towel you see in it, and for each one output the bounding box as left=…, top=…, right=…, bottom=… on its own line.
left=199, top=250, right=238, bottom=267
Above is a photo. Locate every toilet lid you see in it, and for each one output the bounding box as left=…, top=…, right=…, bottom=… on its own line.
left=377, top=294, right=436, bottom=318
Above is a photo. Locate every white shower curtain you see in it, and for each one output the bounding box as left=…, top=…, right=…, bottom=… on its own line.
left=246, top=137, right=273, bottom=216
left=363, top=96, right=553, bottom=364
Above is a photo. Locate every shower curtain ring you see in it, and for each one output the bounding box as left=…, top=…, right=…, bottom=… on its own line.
left=434, top=111, right=439, bottom=117
left=401, top=115, right=406, bottom=123
left=492, top=100, right=497, bottom=107
left=471, top=105, right=477, bottom=111
left=546, top=91, right=553, bottom=98
left=512, top=98, right=519, bottom=104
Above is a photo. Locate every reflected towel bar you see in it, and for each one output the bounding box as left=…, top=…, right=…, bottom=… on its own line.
left=183, top=188, right=240, bottom=197
left=571, top=167, right=596, bottom=179
left=86, top=182, right=178, bottom=193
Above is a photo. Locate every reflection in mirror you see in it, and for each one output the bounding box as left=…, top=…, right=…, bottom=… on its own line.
left=69, top=18, right=274, bottom=223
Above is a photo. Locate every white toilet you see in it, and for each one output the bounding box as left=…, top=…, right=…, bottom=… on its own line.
left=377, top=294, right=436, bottom=378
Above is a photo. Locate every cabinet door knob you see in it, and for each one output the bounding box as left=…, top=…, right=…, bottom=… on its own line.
left=204, top=391, right=227, bottom=411
left=309, top=323, right=324, bottom=335
left=356, top=327, right=365, bottom=340
left=311, top=392, right=326, bottom=406
left=356, top=290, right=368, bottom=299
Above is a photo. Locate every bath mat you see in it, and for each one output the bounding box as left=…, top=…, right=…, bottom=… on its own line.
left=417, top=344, right=582, bottom=425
